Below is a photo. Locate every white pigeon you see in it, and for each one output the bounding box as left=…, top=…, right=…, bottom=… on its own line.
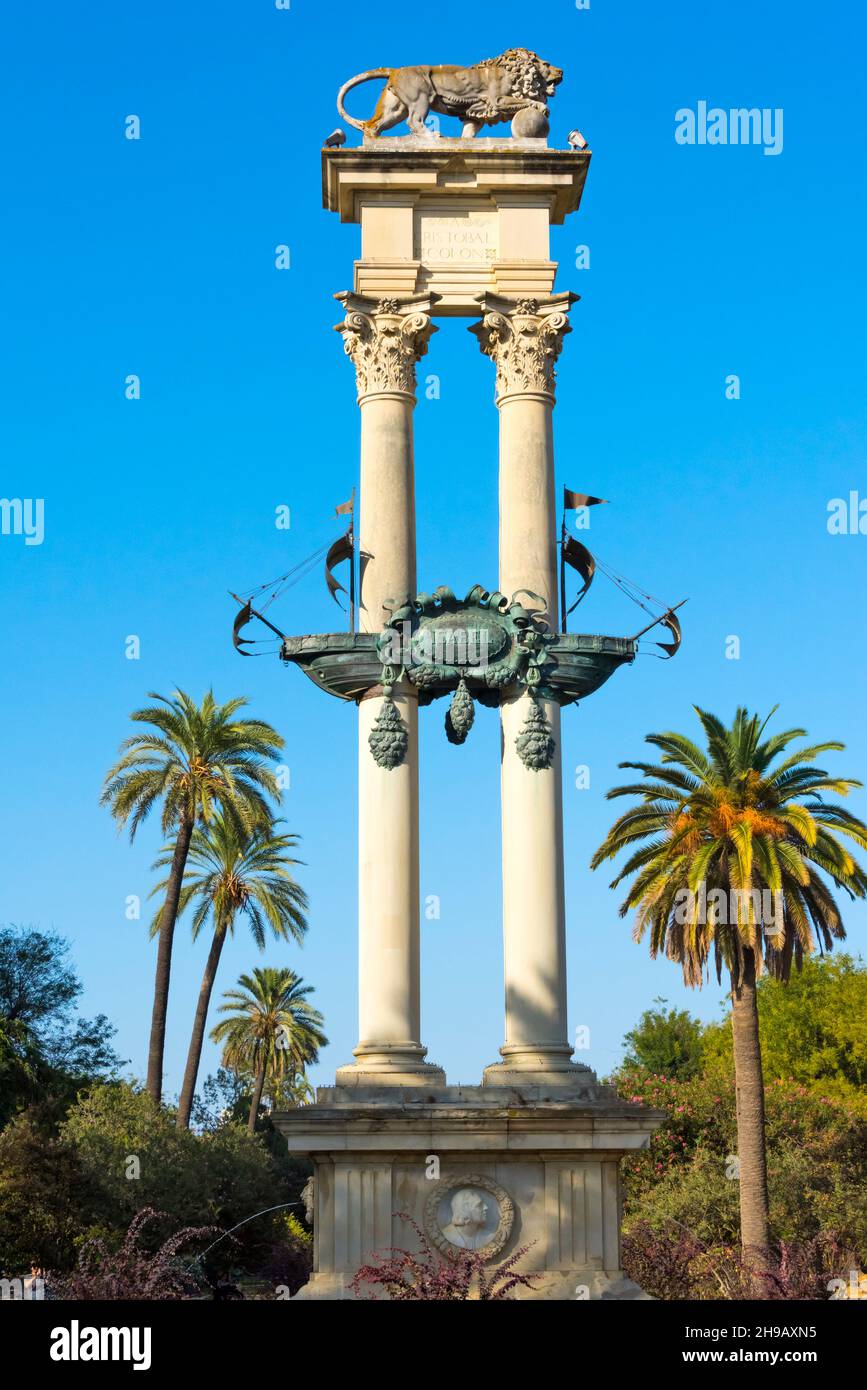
left=324, top=128, right=347, bottom=148
left=567, top=129, right=588, bottom=150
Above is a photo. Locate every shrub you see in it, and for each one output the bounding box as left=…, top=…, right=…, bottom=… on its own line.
left=56, top=1208, right=218, bottom=1300
left=58, top=1082, right=298, bottom=1275
left=0, top=1113, right=105, bottom=1275
left=616, top=1069, right=867, bottom=1258
left=623, top=1220, right=859, bottom=1301
left=350, top=1214, right=537, bottom=1301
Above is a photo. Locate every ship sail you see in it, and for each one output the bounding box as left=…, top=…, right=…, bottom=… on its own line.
left=562, top=535, right=596, bottom=613
left=324, top=491, right=356, bottom=630
left=656, top=607, right=682, bottom=658
left=325, top=527, right=353, bottom=605
left=232, top=600, right=255, bottom=655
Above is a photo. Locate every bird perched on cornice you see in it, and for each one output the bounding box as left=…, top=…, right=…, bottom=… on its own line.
left=324, top=128, right=347, bottom=148
left=567, top=129, right=587, bottom=149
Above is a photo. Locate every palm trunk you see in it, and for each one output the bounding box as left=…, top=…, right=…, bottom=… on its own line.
left=146, top=813, right=193, bottom=1105
left=730, top=948, right=771, bottom=1277
left=247, top=1060, right=267, bottom=1134
left=176, top=928, right=227, bottom=1130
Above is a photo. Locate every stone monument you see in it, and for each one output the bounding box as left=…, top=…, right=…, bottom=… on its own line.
left=266, top=48, right=673, bottom=1300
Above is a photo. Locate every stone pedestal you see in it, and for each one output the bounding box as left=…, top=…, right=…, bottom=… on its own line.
left=274, top=1084, right=663, bottom=1300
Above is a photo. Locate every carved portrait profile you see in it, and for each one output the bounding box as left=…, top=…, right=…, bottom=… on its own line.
left=424, top=1173, right=515, bottom=1260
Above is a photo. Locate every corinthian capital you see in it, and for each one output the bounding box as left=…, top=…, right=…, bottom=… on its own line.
left=470, top=292, right=577, bottom=403
left=335, top=292, right=438, bottom=402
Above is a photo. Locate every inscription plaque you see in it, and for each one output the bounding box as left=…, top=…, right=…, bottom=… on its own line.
left=415, top=209, right=498, bottom=266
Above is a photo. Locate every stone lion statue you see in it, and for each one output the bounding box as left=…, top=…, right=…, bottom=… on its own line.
left=336, top=49, right=563, bottom=140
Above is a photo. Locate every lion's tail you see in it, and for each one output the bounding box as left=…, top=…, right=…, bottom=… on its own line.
left=336, top=69, right=391, bottom=131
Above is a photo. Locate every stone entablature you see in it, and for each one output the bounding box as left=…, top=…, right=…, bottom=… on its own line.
left=322, top=144, right=590, bottom=315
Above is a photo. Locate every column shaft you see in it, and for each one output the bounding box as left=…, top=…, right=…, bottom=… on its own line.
left=356, top=389, right=420, bottom=1066
left=472, top=293, right=589, bottom=1085
left=334, top=293, right=443, bottom=1085
left=498, top=393, right=569, bottom=1060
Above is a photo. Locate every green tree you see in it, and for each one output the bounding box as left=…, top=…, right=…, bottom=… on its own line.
left=592, top=706, right=867, bottom=1270
left=622, top=998, right=705, bottom=1079
left=100, top=691, right=283, bottom=1105
left=0, top=925, right=123, bottom=1126
left=702, top=953, right=867, bottom=1102
left=268, top=1070, right=316, bottom=1108
left=154, top=812, right=309, bottom=1131
left=0, top=1112, right=105, bottom=1276
left=211, top=968, right=326, bottom=1133
left=0, top=924, right=80, bottom=1024
left=190, top=1066, right=254, bottom=1131
left=0, top=1018, right=39, bottom=1125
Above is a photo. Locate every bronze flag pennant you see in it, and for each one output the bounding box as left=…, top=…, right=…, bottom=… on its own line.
left=563, top=487, right=608, bottom=510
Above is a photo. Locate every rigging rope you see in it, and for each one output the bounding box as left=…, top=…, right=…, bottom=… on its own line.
left=593, top=555, right=670, bottom=617
left=235, top=533, right=338, bottom=613
left=233, top=637, right=284, bottom=655
left=560, top=538, right=681, bottom=656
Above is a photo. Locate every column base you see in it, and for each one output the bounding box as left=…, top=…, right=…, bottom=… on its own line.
left=483, top=1043, right=596, bottom=1092
left=335, top=1041, right=446, bottom=1088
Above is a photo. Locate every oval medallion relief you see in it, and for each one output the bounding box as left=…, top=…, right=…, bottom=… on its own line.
left=424, top=1173, right=515, bottom=1261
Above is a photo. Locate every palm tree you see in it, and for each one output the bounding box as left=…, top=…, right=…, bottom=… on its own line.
left=154, top=812, right=309, bottom=1130
left=101, top=690, right=284, bottom=1104
left=272, top=1071, right=316, bottom=1107
left=210, top=967, right=326, bottom=1133
left=591, top=706, right=867, bottom=1271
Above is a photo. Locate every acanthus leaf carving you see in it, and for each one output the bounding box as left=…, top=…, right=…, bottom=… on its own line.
left=335, top=293, right=437, bottom=400
left=471, top=294, right=574, bottom=401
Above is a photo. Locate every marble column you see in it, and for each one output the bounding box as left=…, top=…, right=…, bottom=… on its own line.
left=472, top=293, right=591, bottom=1086
left=333, top=292, right=444, bottom=1085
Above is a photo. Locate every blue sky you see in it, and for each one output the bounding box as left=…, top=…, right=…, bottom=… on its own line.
left=2, top=0, right=866, bottom=1098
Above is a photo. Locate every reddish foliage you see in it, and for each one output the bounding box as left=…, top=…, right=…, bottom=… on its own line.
left=623, top=1220, right=859, bottom=1301
left=56, top=1207, right=220, bottom=1300
left=349, top=1213, right=537, bottom=1301
left=621, top=1221, right=706, bottom=1300
left=258, top=1237, right=313, bottom=1297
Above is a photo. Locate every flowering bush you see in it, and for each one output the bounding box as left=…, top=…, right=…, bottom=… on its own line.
left=615, top=1069, right=735, bottom=1206
left=615, top=1068, right=867, bottom=1247
left=612, top=1065, right=867, bottom=1296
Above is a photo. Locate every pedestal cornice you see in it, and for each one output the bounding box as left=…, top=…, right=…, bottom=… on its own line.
left=322, top=143, right=591, bottom=225
left=273, top=1085, right=666, bottom=1155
